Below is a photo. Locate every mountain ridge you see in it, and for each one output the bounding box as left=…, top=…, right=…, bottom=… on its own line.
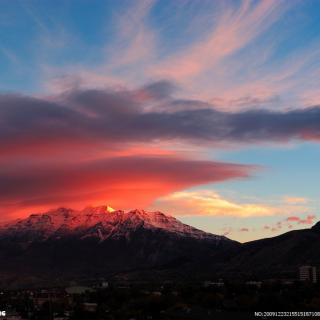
left=0, top=205, right=238, bottom=288
left=0, top=205, right=230, bottom=243
left=0, top=205, right=319, bottom=288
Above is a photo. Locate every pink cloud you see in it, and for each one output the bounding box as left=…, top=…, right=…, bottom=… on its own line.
left=0, top=156, right=253, bottom=220
left=298, top=215, right=316, bottom=225
left=286, top=215, right=316, bottom=225
left=151, top=0, right=289, bottom=82
left=264, top=214, right=318, bottom=233
left=286, top=216, right=300, bottom=222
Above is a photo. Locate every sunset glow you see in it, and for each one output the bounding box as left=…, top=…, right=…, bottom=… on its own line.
left=0, top=0, right=320, bottom=242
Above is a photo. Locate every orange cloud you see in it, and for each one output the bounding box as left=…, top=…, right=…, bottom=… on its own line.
left=152, top=190, right=275, bottom=217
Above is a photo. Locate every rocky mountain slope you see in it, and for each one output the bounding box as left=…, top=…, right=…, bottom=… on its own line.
left=0, top=206, right=226, bottom=243
left=0, top=205, right=238, bottom=287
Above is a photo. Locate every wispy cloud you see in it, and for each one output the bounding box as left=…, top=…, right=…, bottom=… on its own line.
left=45, top=0, right=157, bottom=92
left=41, top=0, right=320, bottom=113
left=283, top=196, right=308, bottom=205
left=151, top=0, right=288, bottom=82
left=152, top=190, right=275, bottom=217
left=106, top=0, right=156, bottom=68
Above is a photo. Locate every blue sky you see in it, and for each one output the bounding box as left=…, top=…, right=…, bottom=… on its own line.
left=1, top=0, right=320, bottom=242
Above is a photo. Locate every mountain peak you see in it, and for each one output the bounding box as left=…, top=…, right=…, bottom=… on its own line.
left=0, top=206, right=237, bottom=288
left=0, top=205, right=226, bottom=243
left=106, top=205, right=116, bottom=213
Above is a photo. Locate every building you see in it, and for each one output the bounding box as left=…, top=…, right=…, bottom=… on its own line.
left=299, top=265, right=317, bottom=283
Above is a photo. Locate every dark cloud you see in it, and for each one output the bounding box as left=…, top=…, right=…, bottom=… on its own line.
left=139, top=80, right=177, bottom=100
left=1, top=83, right=319, bottom=158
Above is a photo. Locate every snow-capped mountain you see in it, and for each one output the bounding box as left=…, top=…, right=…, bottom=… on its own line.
left=0, top=205, right=225, bottom=243
left=5, top=204, right=319, bottom=287
left=0, top=205, right=238, bottom=287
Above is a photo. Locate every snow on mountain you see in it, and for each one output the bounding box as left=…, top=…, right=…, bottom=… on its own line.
left=0, top=205, right=225, bottom=243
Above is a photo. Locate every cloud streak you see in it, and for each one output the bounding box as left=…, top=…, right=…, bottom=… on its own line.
left=152, top=0, right=288, bottom=82
left=1, top=83, right=320, bottom=159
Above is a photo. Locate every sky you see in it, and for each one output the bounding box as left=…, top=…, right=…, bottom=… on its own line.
left=0, top=0, right=320, bottom=242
